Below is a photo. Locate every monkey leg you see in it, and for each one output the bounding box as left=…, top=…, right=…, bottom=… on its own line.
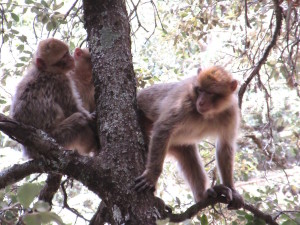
left=38, top=172, right=62, bottom=205
left=169, top=145, right=209, bottom=202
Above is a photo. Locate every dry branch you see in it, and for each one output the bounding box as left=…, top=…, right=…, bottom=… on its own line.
left=168, top=197, right=279, bottom=225
left=238, top=0, right=283, bottom=108
left=0, top=113, right=107, bottom=196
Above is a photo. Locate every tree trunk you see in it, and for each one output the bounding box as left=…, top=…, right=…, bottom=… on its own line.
left=83, top=1, right=165, bottom=224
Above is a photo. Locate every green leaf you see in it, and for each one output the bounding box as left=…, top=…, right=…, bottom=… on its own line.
left=200, top=214, right=208, bottom=225
left=46, top=22, right=53, bottom=31
left=33, top=201, right=51, bottom=212
left=25, top=0, right=34, bottom=4
left=282, top=220, right=298, bottom=225
left=11, top=13, right=19, bottom=22
left=253, top=218, right=266, bottom=225
left=41, top=0, right=49, bottom=8
left=15, top=63, right=25, bottom=67
left=69, top=41, right=75, bottom=51
left=17, top=45, right=24, bottom=51
left=53, top=2, right=64, bottom=11
left=17, top=183, right=42, bottom=208
left=18, top=35, right=27, bottom=42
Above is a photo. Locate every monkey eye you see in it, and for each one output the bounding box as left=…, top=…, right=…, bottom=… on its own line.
left=194, top=87, right=203, bottom=95
left=62, top=51, right=70, bottom=59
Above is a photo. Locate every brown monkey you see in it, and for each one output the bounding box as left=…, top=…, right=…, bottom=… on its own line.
left=135, top=66, right=244, bottom=209
left=10, top=38, right=98, bottom=158
left=68, top=47, right=95, bottom=112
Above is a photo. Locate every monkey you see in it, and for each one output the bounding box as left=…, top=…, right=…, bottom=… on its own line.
left=135, top=66, right=244, bottom=209
left=68, top=47, right=95, bottom=112
left=10, top=38, right=98, bottom=158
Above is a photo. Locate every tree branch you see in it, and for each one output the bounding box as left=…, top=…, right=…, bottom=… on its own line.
left=0, top=113, right=109, bottom=197
left=168, top=197, right=279, bottom=225
left=238, top=0, right=283, bottom=108
left=0, top=160, right=44, bottom=189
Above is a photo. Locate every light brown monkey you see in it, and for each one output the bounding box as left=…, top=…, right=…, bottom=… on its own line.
left=10, top=38, right=98, bottom=158
left=69, top=47, right=95, bottom=112
left=135, top=66, right=244, bottom=209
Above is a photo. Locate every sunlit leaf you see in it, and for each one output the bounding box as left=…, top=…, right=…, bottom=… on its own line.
left=10, top=13, right=19, bottom=22
left=33, top=201, right=51, bottom=212
left=282, top=220, right=298, bottom=225
left=41, top=0, right=49, bottom=8
left=53, top=2, right=64, bottom=11
left=17, top=183, right=42, bottom=208
left=200, top=214, right=208, bottom=225
left=46, top=22, right=53, bottom=31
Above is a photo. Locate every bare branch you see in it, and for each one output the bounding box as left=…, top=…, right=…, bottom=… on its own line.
left=52, top=0, right=80, bottom=37
left=168, top=197, right=279, bottom=225
left=238, top=0, right=283, bottom=108
left=0, top=160, right=44, bottom=189
left=0, top=113, right=108, bottom=197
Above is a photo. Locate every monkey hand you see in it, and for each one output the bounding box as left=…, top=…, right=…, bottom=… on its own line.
left=90, top=111, right=97, bottom=120
left=227, top=188, right=244, bottom=210
left=205, top=184, right=233, bottom=203
left=134, top=169, right=159, bottom=192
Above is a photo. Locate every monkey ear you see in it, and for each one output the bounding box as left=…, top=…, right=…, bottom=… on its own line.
left=36, top=58, right=46, bottom=71
left=74, top=48, right=82, bottom=60
left=230, top=80, right=238, bottom=92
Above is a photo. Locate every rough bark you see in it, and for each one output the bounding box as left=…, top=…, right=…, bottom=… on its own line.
left=83, top=0, right=166, bottom=224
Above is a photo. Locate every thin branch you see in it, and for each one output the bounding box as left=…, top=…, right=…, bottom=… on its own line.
left=0, top=160, right=44, bottom=189
left=61, top=178, right=89, bottom=222
left=238, top=0, right=283, bottom=108
left=168, top=198, right=279, bottom=225
left=52, top=0, right=80, bottom=37
left=244, top=0, right=252, bottom=28
left=0, top=113, right=106, bottom=196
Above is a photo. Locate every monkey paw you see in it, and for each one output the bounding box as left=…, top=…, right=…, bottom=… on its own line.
left=134, top=170, right=157, bottom=192
left=205, top=184, right=233, bottom=203
left=227, top=189, right=244, bottom=210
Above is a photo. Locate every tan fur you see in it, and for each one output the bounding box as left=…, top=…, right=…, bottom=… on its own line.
left=135, top=66, right=242, bottom=208
left=10, top=38, right=98, bottom=158
left=68, top=48, right=95, bottom=112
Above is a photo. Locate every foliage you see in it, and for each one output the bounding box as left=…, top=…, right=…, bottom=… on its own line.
left=0, top=0, right=299, bottom=224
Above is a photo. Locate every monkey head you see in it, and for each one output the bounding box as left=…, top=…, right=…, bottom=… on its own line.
left=74, top=48, right=92, bottom=74
left=34, top=38, right=75, bottom=74
left=193, top=66, right=238, bottom=116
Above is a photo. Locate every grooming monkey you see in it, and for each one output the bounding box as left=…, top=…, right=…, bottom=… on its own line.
left=10, top=38, right=98, bottom=158
left=69, top=47, right=95, bottom=112
left=135, top=66, right=244, bottom=209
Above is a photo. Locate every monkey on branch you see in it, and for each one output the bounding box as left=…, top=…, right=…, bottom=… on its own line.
left=135, top=66, right=244, bottom=209
left=10, top=38, right=98, bottom=158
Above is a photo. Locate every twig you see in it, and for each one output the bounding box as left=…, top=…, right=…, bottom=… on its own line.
left=244, top=0, right=252, bottom=28
left=61, top=178, right=89, bottom=222
left=52, top=0, right=79, bottom=37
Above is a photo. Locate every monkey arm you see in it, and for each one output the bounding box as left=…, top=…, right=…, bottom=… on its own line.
left=215, top=139, right=235, bottom=188
left=135, top=108, right=184, bottom=192
left=50, top=112, right=90, bottom=145
left=216, top=136, right=244, bottom=210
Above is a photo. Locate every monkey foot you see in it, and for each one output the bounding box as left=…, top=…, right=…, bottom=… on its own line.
left=206, top=185, right=244, bottom=210
left=206, top=184, right=233, bottom=203
left=228, top=188, right=244, bottom=210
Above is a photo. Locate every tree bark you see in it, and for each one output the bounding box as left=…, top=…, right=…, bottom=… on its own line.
left=83, top=0, right=166, bottom=224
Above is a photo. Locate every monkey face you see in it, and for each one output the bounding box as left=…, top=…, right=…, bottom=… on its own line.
left=74, top=48, right=92, bottom=73
left=51, top=51, right=75, bottom=73
left=194, top=67, right=238, bottom=116
left=194, top=87, right=223, bottom=115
